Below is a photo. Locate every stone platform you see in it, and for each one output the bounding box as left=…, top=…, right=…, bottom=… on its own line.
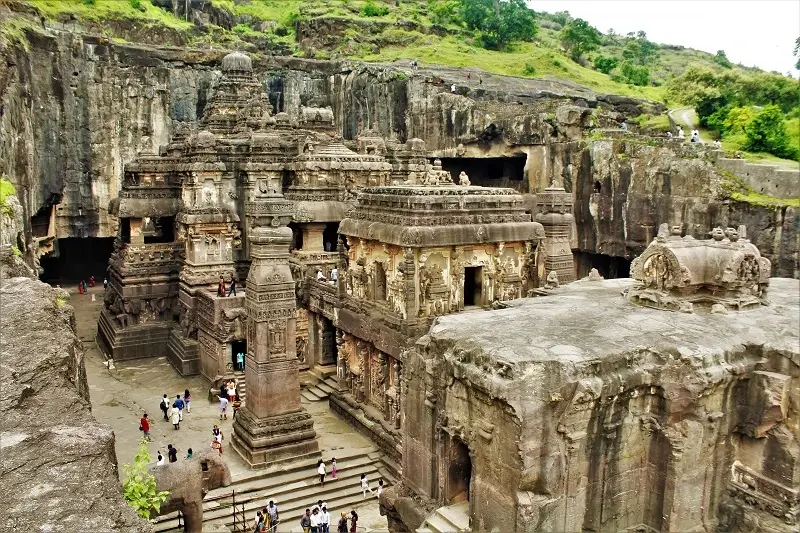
left=97, top=309, right=173, bottom=361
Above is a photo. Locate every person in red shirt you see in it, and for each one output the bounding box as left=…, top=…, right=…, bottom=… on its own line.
left=140, top=413, right=152, bottom=441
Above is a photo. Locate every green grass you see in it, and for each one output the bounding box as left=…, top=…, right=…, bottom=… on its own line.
left=211, top=0, right=304, bottom=21
left=0, top=177, right=16, bottom=217
left=34, top=0, right=193, bottom=30
left=636, top=114, right=671, bottom=131
left=359, top=35, right=666, bottom=100
left=719, top=169, right=800, bottom=208
left=721, top=128, right=800, bottom=169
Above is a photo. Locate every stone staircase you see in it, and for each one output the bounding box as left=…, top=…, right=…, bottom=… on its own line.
left=208, top=371, right=247, bottom=405
left=301, top=374, right=339, bottom=402
left=153, top=447, right=395, bottom=532
left=416, top=501, right=470, bottom=533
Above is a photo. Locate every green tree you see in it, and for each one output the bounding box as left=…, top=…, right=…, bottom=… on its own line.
left=622, top=34, right=658, bottom=66
left=593, top=55, right=619, bottom=74
left=560, top=18, right=601, bottom=61
left=713, top=50, right=732, bottom=68
left=794, top=37, right=799, bottom=70
left=743, top=105, right=797, bottom=159
left=428, top=0, right=461, bottom=25
left=460, top=0, right=537, bottom=50
left=122, top=439, right=169, bottom=519
left=619, top=60, right=650, bottom=86
left=724, top=106, right=757, bottom=133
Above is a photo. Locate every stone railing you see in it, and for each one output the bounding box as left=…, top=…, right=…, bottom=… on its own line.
left=308, top=278, right=340, bottom=320
left=110, top=242, right=184, bottom=276
left=729, top=460, right=799, bottom=524
left=289, top=251, right=340, bottom=280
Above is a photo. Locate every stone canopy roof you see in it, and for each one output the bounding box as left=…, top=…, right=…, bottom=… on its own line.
left=339, top=185, right=544, bottom=247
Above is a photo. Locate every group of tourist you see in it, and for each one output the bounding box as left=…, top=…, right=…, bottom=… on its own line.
left=218, top=379, right=241, bottom=420
left=217, top=275, right=237, bottom=297
left=156, top=390, right=192, bottom=429
left=315, top=267, right=339, bottom=285
left=156, top=444, right=193, bottom=465
left=298, top=506, right=358, bottom=533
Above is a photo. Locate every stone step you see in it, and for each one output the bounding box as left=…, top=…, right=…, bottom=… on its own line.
left=301, top=389, right=323, bottom=402
left=437, top=502, right=469, bottom=531
left=155, top=463, right=389, bottom=531
left=422, top=513, right=453, bottom=533
left=305, top=387, right=326, bottom=400
left=315, top=381, right=335, bottom=395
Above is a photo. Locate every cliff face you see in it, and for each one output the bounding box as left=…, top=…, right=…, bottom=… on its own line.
left=1, top=25, right=795, bottom=277
left=0, top=277, right=152, bottom=532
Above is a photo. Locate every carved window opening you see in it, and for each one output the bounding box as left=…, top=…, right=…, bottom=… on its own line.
left=446, top=437, right=472, bottom=503
left=288, top=222, right=303, bottom=251
left=593, top=180, right=602, bottom=193
left=436, top=156, right=528, bottom=193
left=120, top=218, right=131, bottom=244
left=143, top=216, right=175, bottom=244
left=201, top=461, right=209, bottom=472
left=375, top=263, right=387, bottom=301
left=463, top=266, right=482, bottom=307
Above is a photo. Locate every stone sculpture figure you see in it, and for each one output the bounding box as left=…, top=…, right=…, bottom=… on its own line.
left=544, top=270, right=559, bottom=290
left=149, top=449, right=231, bottom=533
left=458, top=171, right=471, bottom=186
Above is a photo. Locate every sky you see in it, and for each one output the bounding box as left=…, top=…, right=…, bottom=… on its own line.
left=529, top=0, right=800, bottom=75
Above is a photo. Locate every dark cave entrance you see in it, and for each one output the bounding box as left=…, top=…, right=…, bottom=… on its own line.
left=320, top=315, right=337, bottom=366
left=230, top=339, right=246, bottom=372
left=446, top=437, right=472, bottom=503
left=323, top=223, right=339, bottom=252
left=39, top=237, right=116, bottom=284
left=437, top=156, right=528, bottom=192
left=288, top=222, right=303, bottom=251
left=463, top=266, right=482, bottom=307
left=143, top=216, right=175, bottom=244
left=574, top=251, right=632, bottom=279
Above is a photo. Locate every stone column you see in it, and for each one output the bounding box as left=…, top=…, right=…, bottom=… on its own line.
left=129, top=218, right=144, bottom=244
left=231, top=192, right=318, bottom=467
left=301, top=223, right=326, bottom=252
left=535, top=186, right=575, bottom=284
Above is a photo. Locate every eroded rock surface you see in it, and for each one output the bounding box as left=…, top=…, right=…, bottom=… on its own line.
left=0, top=277, right=151, bottom=532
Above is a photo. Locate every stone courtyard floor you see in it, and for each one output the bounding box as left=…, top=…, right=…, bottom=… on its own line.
left=68, top=285, right=388, bottom=532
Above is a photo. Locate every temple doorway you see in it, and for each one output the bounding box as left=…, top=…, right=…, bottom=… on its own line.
left=446, top=437, right=472, bottom=503
left=230, top=340, right=246, bottom=371
left=463, top=266, right=482, bottom=307
left=574, top=251, right=632, bottom=279
left=39, top=237, right=115, bottom=284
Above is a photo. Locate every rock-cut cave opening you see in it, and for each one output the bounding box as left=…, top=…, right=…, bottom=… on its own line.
left=436, top=156, right=528, bottom=193
left=574, top=251, right=632, bottom=280
left=39, top=237, right=116, bottom=284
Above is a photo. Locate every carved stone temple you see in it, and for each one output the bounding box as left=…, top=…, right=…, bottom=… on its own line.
left=96, top=52, right=798, bottom=532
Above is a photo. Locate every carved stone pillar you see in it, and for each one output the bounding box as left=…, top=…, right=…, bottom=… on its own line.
left=231, top=191, right=318, bottom=467
left=535, top=186, right=575, bottom=284
left=301, top=223, right=326, bottom=252
left=402, top=247, right=416, bottom=319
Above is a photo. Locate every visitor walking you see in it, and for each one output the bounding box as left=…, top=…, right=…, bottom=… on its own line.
left=300, top=509, right=311, bottom=533
left=78, top=281, right=84, bottom=295
left=227, top=276, right=237, bottom=296
left=236, top=350, right=245, bottom=371
left=227, top=380, right=237, bottom=402
left=320, top=505, right=331, bottom=533
left=360, top=473, right=374, bottom=498
left=450, top=84, right=456, bottom=93
left=377, top=479, right=384, bottom=498
left=467, top=72, right=470, bottom=80
left=318, top=459, right=327, bottom=485
left=103, top=278, right=108, bottom=289
left=174, top=394, right=185, bottom=421
left=677, top=126, right=684, bottom=138
left=219, top=395, right=229, bottom=420
left=168, top=444, right=178, bottom=463
left=220, top=382, right=229, bottom=400
left=266, top=500, right=279, bottom=530
left=160, top=393, right=170, bottom=421
left=310, top=507, right=320, bottom=533
left=212, top=438, right=223, bottom=455
left=170, top=403, right=181, bottom=429
left=213, top=424, right=224, bottom=443
left=156, top=452, right=165, bottom=466
left=349, top=510, right=358, bottom=533
left=330, top=267, right=338, bottom=285
left=254, top=511, right=265, bottom=532
left=139, top=413, right=151, bottom=441
left=232, top=397, right=242, bottom=418
left=184, top=389, right=191, bottom=413
left=186, top=448, right=193, bottom=459
left=89, top=276, right=95, bottom=287
left=337, top=513, right=348, bottom=533
left=331, top=457, right=337, bottom=478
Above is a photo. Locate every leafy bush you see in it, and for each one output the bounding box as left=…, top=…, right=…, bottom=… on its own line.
left=723, top=106, right=757, bottom=134
left=428, top=0, right=460, bottom=26
left=522, top=62, right=536, bottom=76
left=619, top=60, right=650, bottom=86
left=560, top=18, right=601, bottom=61
left=82, top=0, right=96, bottom=5
left=122, top=439, right=169, bottom=519
left=128, top=0, right=142, bottom=10
left=713, top=50, right=732, bottom=69
left=361, top=0, right=390, bottom=17
left=0, top=177, right=15, bottom=217
left=743, top=105, right=798, bottom=160
left=622, top=33, right=658, bottom=66
left=593, top=55, right=618, bottom=74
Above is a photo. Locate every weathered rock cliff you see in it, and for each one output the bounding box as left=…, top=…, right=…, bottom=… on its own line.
left=0, top=277, right=152, bottom=532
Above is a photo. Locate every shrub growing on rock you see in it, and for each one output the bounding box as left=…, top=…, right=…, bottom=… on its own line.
left=122, top=439, right=169, bottom=519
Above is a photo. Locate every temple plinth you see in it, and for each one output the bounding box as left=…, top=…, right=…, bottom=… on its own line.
left=231, top=192, right=318, bottom=467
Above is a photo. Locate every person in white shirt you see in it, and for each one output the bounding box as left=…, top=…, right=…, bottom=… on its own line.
left=319, top=506, right=331, bottom=533
left=310, top=507, right=321, bottom=533
left=360, top=472, right=374, bottom=498
left=316, top=268, right=326, bottom=281
left=317, top=459, right=327, bottom=485
left=450, top=84, right=456, bottom=93
left=330, top=267, right=338, bottom=285
left=376, top=479, right=384, bottom=498
left=156, top=452, right=165, bottom=466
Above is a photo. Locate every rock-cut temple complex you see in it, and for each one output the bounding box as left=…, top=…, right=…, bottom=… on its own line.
left=95, top=52, right=799, bottom=532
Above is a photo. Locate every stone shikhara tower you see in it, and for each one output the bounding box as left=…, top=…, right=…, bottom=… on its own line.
left=231, top=187, right=318, bottom=466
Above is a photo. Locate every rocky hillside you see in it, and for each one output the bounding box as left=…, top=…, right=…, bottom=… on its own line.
left=1, top=0, right=774, bottom=102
